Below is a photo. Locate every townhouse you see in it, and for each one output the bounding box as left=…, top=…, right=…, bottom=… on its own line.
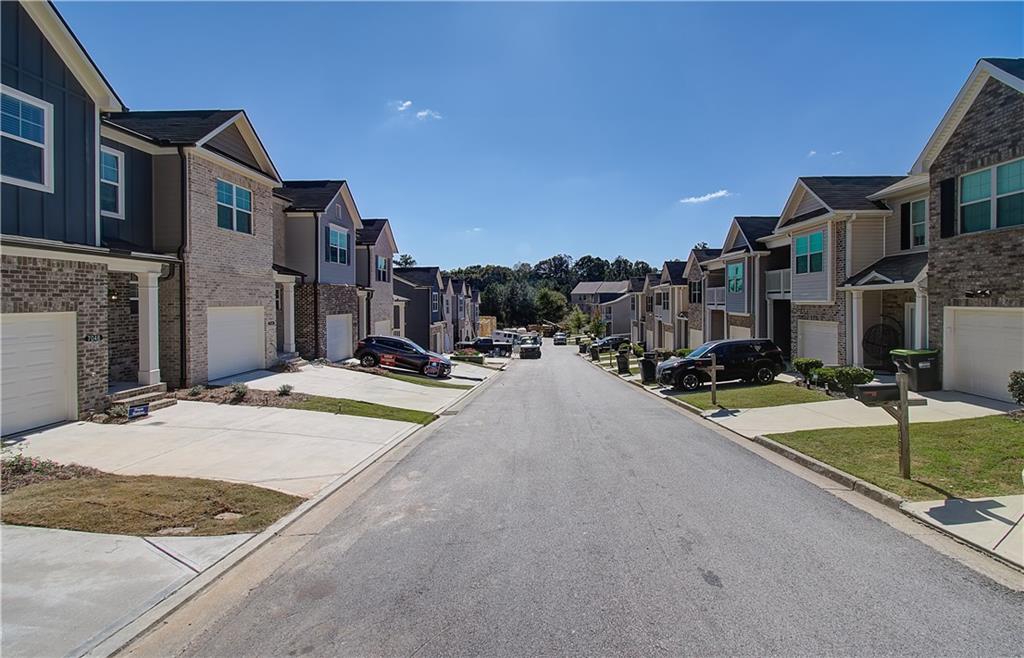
left=628, top=276, right=646, bottom=343
left=595, top=288, right=632, bottom=336
left=650, top=261, right=689, bottom=350
left=637, top=273, right=661, bottom=347
left=682, top=248, right=722, bottom=349
left=570, top=280, right=629, bottom=316
left=394, top=267, right=448, bottom=353
left=355, top=218, right=399, bottom=338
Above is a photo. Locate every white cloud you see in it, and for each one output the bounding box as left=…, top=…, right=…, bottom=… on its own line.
left=416, top=109, right=442, bottom=121
left=807, top=150, right=817, bottom=158
left=389, top=100, right=413, bottom=112
left=831, top=150, right=844, bottom=156
left=462, top=227, right=483, bottom=235
left=679, top=189, right=731, bottom=204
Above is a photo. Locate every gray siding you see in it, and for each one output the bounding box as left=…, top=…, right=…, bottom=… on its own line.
left=1, top=1, right=96, bottom=245
left=100, top=136, right=152, bottom=250
left=205, top=124, right=260, bottom=172
left=395, top=278, right=429, bottom=349
left=284, top=215, right=315, bottom=277
left=318, top=194, right=356, bottom=285
left=152, top=153, right=182, bottom=253
left=848, top=217, right=885, bottom=274
left=791, top=224, right=831, bottom=303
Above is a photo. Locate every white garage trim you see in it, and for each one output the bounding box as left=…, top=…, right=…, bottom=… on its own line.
left=1, top=312, right=77, bottom=435
left=207, top=306, right=266, bottom=381
left=326, top=313, right=353, bottom=361
left=797, top=319, right=839, bottom=365
left=943, top=307, right=1023, bottom=403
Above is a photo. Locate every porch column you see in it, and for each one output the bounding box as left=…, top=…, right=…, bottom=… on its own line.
left=850, top=290, right=864, bottom=367
left=914, top=286, right=928, bottom=349
left=398, top=303, right=406, bottom=337
left=282, top=281, right=296, bottom=354
left=137, top=272, right=161, bottom=386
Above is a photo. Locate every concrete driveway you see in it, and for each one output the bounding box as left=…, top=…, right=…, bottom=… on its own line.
left=707, top=390, right=1017, bottom=438
left=15, top=401, right=417, bottom=497
left=212, top=364, right=465, bottom=413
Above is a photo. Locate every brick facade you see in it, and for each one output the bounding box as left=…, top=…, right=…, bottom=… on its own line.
left=727, top=313, right=752, bottom=329
left=295, top=283, right=360, bottom=359
left=107, top=271, right=139, bottom=383
left=1, top=255, right=109, bottom=416
left=926, top=77, right=1024, bottom=351
left=791, top=218, right=849, bottom=364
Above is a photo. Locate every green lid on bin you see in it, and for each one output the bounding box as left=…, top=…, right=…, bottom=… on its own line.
left=889, top=348, right=939, bottom=356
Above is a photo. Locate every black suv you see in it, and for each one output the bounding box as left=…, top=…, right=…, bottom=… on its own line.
left=655, top=339, right=785, bottom=390
left=355, top=336, right=452, bottom=377
left=592, top=334, right=631, bottom=352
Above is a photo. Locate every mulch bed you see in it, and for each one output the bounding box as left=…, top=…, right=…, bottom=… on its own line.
left=341, top=364, right=393, bottom=377
left=174, top=386, right=312, bottom=408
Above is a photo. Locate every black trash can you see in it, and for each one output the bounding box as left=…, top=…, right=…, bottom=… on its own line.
left=578, top=342, right=588, bottom=354
left=590, top=346, right=600, bottom=361
left=890, top=349, right=941, bottom=392
left=574, top=336, right=581, bottom=345
left=616, top=350, right=631, bottom=374
left=640, top=351, right=658, bottom=385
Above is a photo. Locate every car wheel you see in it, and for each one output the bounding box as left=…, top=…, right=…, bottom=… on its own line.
left=360, top=353, right=379, bottom=368
left=754, top=363, right=775, bottom=384
left=419, top=363, right=432, bottom=377
left=677, top=371, right=701, bottom=391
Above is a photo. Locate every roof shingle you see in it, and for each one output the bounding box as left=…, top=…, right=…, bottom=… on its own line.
left=275, top=180, right=345, bottom=212
left=103, top=110, right=240, bottom=144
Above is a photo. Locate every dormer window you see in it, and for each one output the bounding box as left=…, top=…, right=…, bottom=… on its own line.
left=1, top=86, right=53, bottom=193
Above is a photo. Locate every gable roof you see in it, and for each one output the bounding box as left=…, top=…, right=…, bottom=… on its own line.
left=799, top=177, right=904, bottom=212
left=735, top=216, right=778, bottom=246
left=645, top=273, right=661, bottom=286
left=661, top=261, right=687, bottom=285
left=275, top=180, right=344, bottom=212
left=394, top=266, right=442, bottom=288
left=841, top=251, right=928, bottom=287
left=570, top=280, right=629, bottom=296
left=911, top=58, right=1024, bottom=175
left=356, top=218, right=398, bottom=253
left=695, top=248, right=722, bottom=263
left=628, top=276, right=646, bottom=293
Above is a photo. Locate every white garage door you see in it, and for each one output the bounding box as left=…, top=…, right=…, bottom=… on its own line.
left=690, top=328, right=704, bottom=349
left=207, top=306, right=265, bottom=381
left=374, top=319, right=391, bottom=336
left=729, top=325, right=751, bottom=339
left=1, top=313, right=76, bottom=435
left=326, top=313, right=353, bottom=361
left=946, top=308, right=1024, bottom=402
left=797, top=320, right=839, bottom=365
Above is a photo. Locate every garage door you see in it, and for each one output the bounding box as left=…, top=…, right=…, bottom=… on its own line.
left=374, top=319, right=391, bottom=336
left=1, top=313, right=75, bottom=435
left=797, top=320, right=839, bottom=365
left=729, top=325, right=751, bottom=339
left=207, top=306, right=265, bottom=381
left=326, top=313, right=353, bottom=361
left=690, top=328, right=704, bottom=349
left=946, top=308, right=1024, bottom=402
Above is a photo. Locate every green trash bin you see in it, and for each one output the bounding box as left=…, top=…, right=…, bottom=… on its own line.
left=890, top=349, right=941, bottom=392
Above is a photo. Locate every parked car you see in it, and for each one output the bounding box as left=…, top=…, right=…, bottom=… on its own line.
left=592, top=334, right=631, bottom=352
left=552, top=332, right=567, bottom=345
left=519, top=334, right=542, bottom=359
left=456, top=336, right=513, bottom=357
left=355, top=336, right=453, bottom=377
left=656, top=339, right=785, bottom=390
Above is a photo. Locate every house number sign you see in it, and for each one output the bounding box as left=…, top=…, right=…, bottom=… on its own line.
left=84, top=334, right=104, bottom=342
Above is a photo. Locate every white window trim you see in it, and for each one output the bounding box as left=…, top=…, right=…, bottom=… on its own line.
left=958, top=157, right=1024, bottom=234
left=909, top=198, right=927, bottom=248
left=326, top=224, right=349, bottom=264
left=99, top=145, right=125, bottom=220
left=1, top=84, right=55, bottom=193
left=431, top=291, right=439, bottom=313
left=216, top=179, right=253, bottom=234
left=727, top=262, right=744, bottom=293
left=793, top=230, right=825, bottom=276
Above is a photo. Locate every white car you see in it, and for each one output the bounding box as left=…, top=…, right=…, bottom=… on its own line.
left=553, top=332, right=567, bottom=345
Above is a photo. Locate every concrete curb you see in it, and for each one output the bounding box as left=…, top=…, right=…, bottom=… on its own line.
left=900, top=507, right=1024, bottom=573
left=89, top=365, right=508, bottom=658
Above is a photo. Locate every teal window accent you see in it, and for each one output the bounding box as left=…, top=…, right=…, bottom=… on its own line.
left=794, top=231, right=824, bottom=274
left=216, top=179, right=252, bottom=233
left=727, top=262, right=744, bottom=293
left=327, top=225, right=348, bottom=264
left=960, top=168, right=991, bottom=234
left=910, top=199, right=926, bottom=247
left=996, top=159, right=1024, bottom=228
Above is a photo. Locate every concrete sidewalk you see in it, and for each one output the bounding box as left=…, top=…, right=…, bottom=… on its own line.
left=706, top=390, right=1016, bottom=438
left=903, top=495, right=1024, bottom=568
left=1, top=526, right=252, bottom=658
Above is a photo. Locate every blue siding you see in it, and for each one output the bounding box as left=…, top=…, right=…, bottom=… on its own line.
left=100, top=137, right=153, bottom=250
left=1, top=1, right=97, bottom=246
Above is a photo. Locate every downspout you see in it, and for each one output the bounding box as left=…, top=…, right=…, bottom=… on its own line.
left=177, top=146, right=189, bottom=389
left=313, top=212, right=320, bottom=358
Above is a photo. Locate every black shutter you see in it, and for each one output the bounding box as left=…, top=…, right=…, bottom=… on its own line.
left=940, top=178, right=956, bottom=238
left=900, top=202, right=910, bottom=250
left=324, top=226, right=331, bottom=261
left=345, top=232, right=351, bottom=265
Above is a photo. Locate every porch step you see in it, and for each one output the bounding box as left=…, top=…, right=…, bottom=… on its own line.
left=113, top=390, right=169, bottom=408
left=279, top=352, right=308, bottom=368
left=109, top=382, right=167, bottom=403
left=147, top=397, right=177, bottom=412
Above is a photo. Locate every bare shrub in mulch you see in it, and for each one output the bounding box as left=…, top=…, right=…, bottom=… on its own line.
left=342, top=364, right=392, bottom=377
left=173, top=385, right=312, bottom=408
left=1, top=452, right=104, bottom=493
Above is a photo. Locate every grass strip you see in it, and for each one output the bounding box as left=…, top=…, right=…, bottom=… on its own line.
left=666, top=381, right=830, bottom=410
left=291, top=395, right=437, bottom=425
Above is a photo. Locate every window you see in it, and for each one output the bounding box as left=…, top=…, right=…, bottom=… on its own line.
left=630, top=296, right=636, bottom=311
left=216, top=179, right=252, bottom=233
left=645, top=295, right=653, bottom=312
left=794, top=231, right=824, bottom=274
left=376, top=256, right=389, bottom=281
left=1, top=86, right=53, bottom=192
left=431, top=291, right=439, bottom=312
left=100, top=147, right=124, bottom=219
left=662, top=293, right=669, bottom=310
left=727, top=262, right=744, bottom=293
left=690, top=283, right=702, bottom=304
left=960, top=158, right=1024, bottom=233
left=654, top=292, right=662, bottom=307
left=910, top=199, right=926, bottom=247
left=326, top=225, right=348, bottom=264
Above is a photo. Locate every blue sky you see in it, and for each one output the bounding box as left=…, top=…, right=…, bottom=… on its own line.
left=61, top=2, right=1021, bottom=269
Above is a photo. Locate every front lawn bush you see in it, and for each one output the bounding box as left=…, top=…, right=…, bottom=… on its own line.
left=631, top=343, right=644, bottom=358
left=1009, top=370, right=1024, bottom=406
left=229, top=382, right=249, bottom=402
left=810, top=367, right=839, bottom=391
left=674, top=348, right=692, bottom=358
left=793, top=358, right=823, bottom=380
left=833, top=366, right=874, bottom=394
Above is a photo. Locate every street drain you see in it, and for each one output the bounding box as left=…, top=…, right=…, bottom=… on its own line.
left=440, top=410, right=459, bottom=416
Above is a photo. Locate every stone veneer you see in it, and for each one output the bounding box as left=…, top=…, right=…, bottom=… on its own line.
left=295, top=283, right=360, bottom=359
left=727, top=313, right=752, bottom=329
left=926, top=77, right=1024, bottom=351
left=1, top=255, right=109, bottom=416
left=791, top=218, right=849, bottom=365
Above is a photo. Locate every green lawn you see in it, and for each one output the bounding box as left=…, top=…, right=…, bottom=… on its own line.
left=382, top=370, right=473, bottom=390
left=768, top=415, right=1024, bottom=501
left=290, top=396, right=437, bottom=425
left=667, top=381, right=830, bottom=410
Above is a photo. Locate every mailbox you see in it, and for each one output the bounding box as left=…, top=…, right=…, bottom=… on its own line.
left=853, top=383, right=900, bottom=407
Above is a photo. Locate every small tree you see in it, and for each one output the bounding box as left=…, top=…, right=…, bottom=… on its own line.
left=395, top=254, right=417, bottom=267
left=535, top=287, right=568, bottom=323
left=566, top=306, right=588, bottom=334
left=587, top=313, right=606, bottom=338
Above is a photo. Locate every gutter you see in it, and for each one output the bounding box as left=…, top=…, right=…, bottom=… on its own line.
left=177, top=146, right=189, bottom=389
left=313, top=211, right=321, bottom=358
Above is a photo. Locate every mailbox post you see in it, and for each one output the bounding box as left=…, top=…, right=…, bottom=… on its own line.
left=695, top=353, right=725, bottom=406
left=853, top=363, right=926, bottom=479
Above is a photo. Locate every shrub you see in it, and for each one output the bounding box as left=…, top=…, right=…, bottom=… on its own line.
left=833, top=366, right=874, bottom=394
left=107, top=403, right=128, bottom=418
left=674, top=348, right=692, bottom=358
left=810, top=367, right=839, bottom=391
left=229, top=382, right=249, bottom=401
left=277, top=384, right=294, bottom=396
left=188, top=385, right=204, bottom=397
left=793, top=358, right=824, bottom=380
left=455, top=348, right=480, bottom=356
left=631, top=343, right=644, bottom=358
left=1009, top=371, right=1024, bottom=406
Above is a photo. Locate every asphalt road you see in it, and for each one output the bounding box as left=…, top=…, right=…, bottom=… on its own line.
left=176, top=345, right=1023, bottom=657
